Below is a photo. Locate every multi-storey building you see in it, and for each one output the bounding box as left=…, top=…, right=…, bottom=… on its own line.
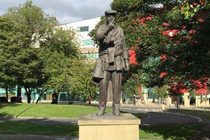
left=59, top=17, right=101, bottom=60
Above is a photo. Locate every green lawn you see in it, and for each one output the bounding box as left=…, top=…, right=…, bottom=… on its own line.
left=0, top=121, right=202, bottom=139
left=0, top=103, right=204, bottom=139
left=0, top=103, right=32, bottom=117
left=140, top=123, right=203, bottom=140
left=0, top=121, right=78, bottom=136
left=0, top=103, right=99, bottom=118
left=131, top=112, right=203, bottom=140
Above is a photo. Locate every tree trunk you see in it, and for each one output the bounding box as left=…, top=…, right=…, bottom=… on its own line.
left=35, top=93, right=43, bottom=104
left=51, top=92, right=58, bottom=104
left=17, top=85, right=22, bottom=103
left=5, top=87, right=9, bottom=102
left=36, top=89, right=47, bottom=104
left=25, top=87, right=31, bottom=103
left=88, top=91, right=93, bottom=105
left=27, top=93, right=31, bottom=103
left=88, top=96, right=91, bottom=104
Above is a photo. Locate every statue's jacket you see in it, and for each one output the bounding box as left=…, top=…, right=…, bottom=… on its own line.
left=93, top=24, right=129, bottom=82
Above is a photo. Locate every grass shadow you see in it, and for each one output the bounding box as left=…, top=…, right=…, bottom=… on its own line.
left=0, top=103, right=21, bottom=119
left=0, top=103, right=20, bottom=108
left=121, top=111, right=203, bottom=140
left=140, top=122, right=203, bottom=140
left=0, top=120, right=79, bottom=136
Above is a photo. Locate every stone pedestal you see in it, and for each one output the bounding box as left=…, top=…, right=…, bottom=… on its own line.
left=195, top=96, right=201, bottom=107
left=78, top=113, right=140, bottom=140
left=161, top=104, right=165, bottom=110
left=203, top=100, right=210, bottom=107
left=183, top=92, right=190, bottom=107
left=166, top=95, right=172, bottom=107
left=143, top=93, right=148, bottom=105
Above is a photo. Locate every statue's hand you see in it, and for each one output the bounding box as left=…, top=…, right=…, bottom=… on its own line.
left=108, top=23, right=115, bottom=30
left=105, top=23, right=115, bottom=35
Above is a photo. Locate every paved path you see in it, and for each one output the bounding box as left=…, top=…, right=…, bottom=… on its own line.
left=120, top=107, right=202, bottom=125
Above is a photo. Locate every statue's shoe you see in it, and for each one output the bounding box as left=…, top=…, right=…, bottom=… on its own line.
left=97, top=109, right=105, bottom=116
left=113, top=109, right=120, bottom=116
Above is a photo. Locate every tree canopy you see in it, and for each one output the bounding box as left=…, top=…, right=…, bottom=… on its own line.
left=0, top=1, right=88, bottom=103
left=109, top=0, right=210, bottom=95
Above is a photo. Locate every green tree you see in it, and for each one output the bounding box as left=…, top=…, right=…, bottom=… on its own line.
left=38, top=28, right=79, bottom=104
left=154, top=85, right=169, bottom=104
left=68, top=59, right=97, bottom=103
left=1, top=1, right=79, bottom=103
left=1, top=1, right=57, bottom=103
left=0, top=17, right=19, bottom=101
left=109, top=0, right=210, bottom=96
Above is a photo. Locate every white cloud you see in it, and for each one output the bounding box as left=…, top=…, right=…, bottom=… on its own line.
left=59, top=16, right=83, bottom=24
left=0, top=0, right=113, bottom=24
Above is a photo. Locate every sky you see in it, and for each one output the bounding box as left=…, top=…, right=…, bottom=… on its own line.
left=0, top=0, right=113, bottom=24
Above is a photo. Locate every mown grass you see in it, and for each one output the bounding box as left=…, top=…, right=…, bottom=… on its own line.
left=140, top=123, right=203, bottom=140
left=0, top=103, right=31, bottom=117
left=0, top=121, right=202, bottom=139
left=0, top=121, right=78, bottom=136
left=0, top=103, right=204, bottom=139
left=0, top=103, right=100, bottom=118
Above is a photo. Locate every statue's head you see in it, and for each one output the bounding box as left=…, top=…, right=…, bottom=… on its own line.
left=105, top=10, right=117, bottom=16
left=105, top=10, right=117, bottom=24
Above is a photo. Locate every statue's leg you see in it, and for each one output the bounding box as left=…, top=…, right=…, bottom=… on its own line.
left=97, top=71, right=110, bottom=116
left=112, top=71, right=122, bottom=115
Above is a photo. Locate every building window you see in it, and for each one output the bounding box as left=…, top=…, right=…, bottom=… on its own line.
left=77, top=26, right=89, bottom=32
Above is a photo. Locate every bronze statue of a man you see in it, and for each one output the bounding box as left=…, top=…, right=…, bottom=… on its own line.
left=93, top=10, right=129, bottom=116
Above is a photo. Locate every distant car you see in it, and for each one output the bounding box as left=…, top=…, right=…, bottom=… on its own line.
left=57, top=92, right=84, bottom=104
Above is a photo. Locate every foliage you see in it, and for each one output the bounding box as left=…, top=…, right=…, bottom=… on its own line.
left=154, top=85, right=169, bottom=98
left=0, top=17, right=20, bottom=88
left=123, top=70, right=141, bottom=99
left=0, top=1, right=58, bottom=102
left=67, top=59, right=97, bottom=100
left=42, top=55, right=97, bottom=100
left=109, top=0, right=210, bottom=96
left=42, top=28, right=79, bottom=57
left=5, top=0, right=57, bottom=33
left=0, top=1, right=81, bottom=102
